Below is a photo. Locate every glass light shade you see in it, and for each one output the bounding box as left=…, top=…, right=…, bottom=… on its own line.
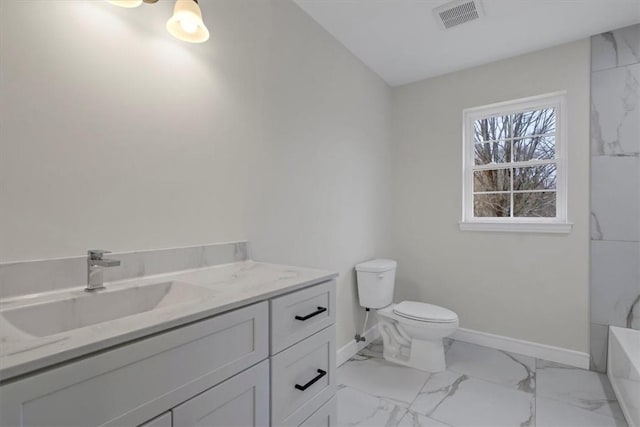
left=107, top=0, right=143, bottom=8
left=166, top=0, right=209, bottom=43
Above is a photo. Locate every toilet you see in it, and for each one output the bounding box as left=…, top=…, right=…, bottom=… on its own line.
left=355, top=259, right=458, bottom=373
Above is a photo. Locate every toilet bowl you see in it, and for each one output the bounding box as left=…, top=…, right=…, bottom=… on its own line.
left=377, top=301, right=458, bottom=373
left=355, top=259, right=458, bottom=373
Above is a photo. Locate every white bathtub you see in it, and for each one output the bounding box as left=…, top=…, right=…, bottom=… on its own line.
left=608, top=326, right=640, bottom=427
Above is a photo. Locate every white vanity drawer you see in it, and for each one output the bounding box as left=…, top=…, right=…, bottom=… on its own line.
left=0, top=302, right=268, bottom=427
left=270, top=280, right=336, bottom=354
left=299, top=396, right=337, bottom=427
left=271, top=325, right=336, bottom=426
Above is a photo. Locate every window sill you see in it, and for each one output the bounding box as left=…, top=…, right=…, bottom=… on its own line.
left=458, top=221, right=573, bottom=234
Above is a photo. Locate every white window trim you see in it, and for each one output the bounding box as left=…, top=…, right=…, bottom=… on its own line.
left=460, top=91, right=573, bottom=234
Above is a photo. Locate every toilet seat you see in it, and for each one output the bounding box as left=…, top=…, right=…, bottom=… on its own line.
left=393, top=301, right=458, bottom=323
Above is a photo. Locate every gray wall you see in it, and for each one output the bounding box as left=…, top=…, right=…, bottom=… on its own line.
left=589, top=24, right=640, bottom=372
left=390, top=40, right=592, bottom=353
left=0, top=0, right=392, bottom=350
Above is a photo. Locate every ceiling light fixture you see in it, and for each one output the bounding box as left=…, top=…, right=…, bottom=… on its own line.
left=108, top=0, right=144, bottom=8
left=107, top=0, right=209, bottom=43
left=166, top=0, right=210, bottom=43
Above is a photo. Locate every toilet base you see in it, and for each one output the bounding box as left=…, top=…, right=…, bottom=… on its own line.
left=382, top=338, right=446, bottom=373
left=377, top=317, right=449, bottom=373
left=408, top=338, right=446, bottom=372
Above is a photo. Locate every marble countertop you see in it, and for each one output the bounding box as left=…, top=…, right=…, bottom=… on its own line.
left=0, top=261, right=337, bottom=382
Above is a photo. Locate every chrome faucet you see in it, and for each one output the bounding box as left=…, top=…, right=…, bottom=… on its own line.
left=87, top=250, right=121, bottom=291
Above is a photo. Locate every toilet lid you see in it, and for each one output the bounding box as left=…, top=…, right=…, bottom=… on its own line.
left=355, top=259, right=397, bottom=273
left=393, top=301, right=458, bottom=323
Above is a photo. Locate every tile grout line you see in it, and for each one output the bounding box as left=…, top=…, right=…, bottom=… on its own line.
left=337, top=383, right=413, bottom=409
left=399, top=373, right=435, bottom=424
left=534, top=393, right=626, bottom=422
left=349, top=345, right=433, bottom=410
left=344, top=342, right=626, bottom=426
left=395, top=410, right=409, bottom=426
left=341, top=353, right=447, bottom=422
left=336, top=382, right=417, bottom=427
left=444, top=365, right=536, bottom=396
left=408, top=372, right=433, bottom=406
left=354, top=340, right=539, bottom=421
left=534, top=357, right=627, bottom=423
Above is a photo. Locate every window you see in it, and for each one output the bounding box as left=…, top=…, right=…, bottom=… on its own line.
left=460, top=92, right=572, bottom=233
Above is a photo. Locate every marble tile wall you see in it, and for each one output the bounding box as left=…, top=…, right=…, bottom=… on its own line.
left=590, top=23, right=640, bottom=373
left=0, top=241, right=249, bottom=299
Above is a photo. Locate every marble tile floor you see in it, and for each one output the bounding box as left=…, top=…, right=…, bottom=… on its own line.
left=336, top=339, right=628, bottom=427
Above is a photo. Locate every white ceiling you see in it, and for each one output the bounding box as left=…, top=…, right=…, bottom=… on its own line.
left=294, top=0, right=640, bottom=86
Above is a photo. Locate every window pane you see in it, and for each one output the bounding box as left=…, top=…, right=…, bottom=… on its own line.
left=474, top=168, right=511, bottom=192
left=474, top=141, right=511, bottom=165
left=514, top=192, right=556, bottom=217
left=474, top=115, right=511, bottom=142
left=513, top=137, right=555, bottom=162
left=474, top=193, right=511, bottom=217
left=512, top=108, right=555, bottom=138
left=513, top=165, right=556, bottom=191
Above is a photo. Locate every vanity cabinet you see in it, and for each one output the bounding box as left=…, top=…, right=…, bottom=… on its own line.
left=172, top=360, right=269, bottom=427
left=0, top=302, right=268, bottom=427
left=0, top=279, right=336, bottom=427
left=270, top=280, right=337, bottom=426
left=299, top=396, right=337, bottom=427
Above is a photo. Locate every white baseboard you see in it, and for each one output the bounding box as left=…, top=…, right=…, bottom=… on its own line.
left=452, top=327, right=590, bottom=369
left=336, top=325, right=380, bottom=367
left=336, top=324, right=590, bottom=370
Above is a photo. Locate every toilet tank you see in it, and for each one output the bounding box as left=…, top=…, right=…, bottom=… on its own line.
left=355, top=259, right=397, bottom=309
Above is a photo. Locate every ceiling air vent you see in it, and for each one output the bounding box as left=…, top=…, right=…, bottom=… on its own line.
left=433, top=0, right=483, bottom=30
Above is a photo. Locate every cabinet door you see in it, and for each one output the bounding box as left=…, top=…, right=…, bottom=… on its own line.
left=299, top=396, right=336, bottom=427
left=138, top=412, right=172, bottom=427
left=172, top=360, right=269, bottom=427
left=0, top=302, right=268, bottom=427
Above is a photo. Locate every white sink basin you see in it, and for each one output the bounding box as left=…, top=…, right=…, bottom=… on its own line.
left=1, top=281, right=212, bottom=338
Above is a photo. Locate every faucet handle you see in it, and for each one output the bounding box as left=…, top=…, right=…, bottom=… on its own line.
left=88, top=250, right=112, bottom=260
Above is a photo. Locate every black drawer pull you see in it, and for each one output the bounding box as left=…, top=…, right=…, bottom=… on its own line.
left=295, top=369, right=327, bottom=391
left=295, top=306, right=327, bottom=321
